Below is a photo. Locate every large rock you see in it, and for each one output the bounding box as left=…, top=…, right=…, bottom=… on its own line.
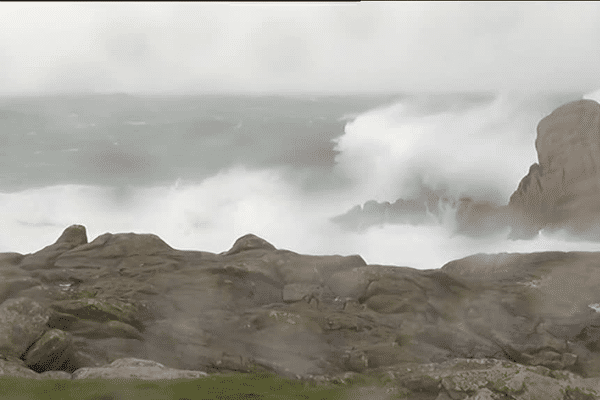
left=19, top=224, right=87, bottom=271
left=509, top=99, right=600, bottom=239
left=4, top=224, right=600, bottom=398
left=220, top=233, right=277, bottom=255
left=0, top=297, right=52, bottom=359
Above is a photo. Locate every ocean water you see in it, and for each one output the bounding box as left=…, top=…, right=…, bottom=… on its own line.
left=1, top=91, right=599, bottom=270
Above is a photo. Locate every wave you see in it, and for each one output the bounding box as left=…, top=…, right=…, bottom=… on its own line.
left=2, top=92, right=598, bottom=270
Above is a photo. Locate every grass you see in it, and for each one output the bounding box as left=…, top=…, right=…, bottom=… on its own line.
left=0, top=371, right=398, bottom=400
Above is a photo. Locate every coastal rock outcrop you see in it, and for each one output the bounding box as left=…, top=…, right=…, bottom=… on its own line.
left=334, top=99, right=600, bottom=242
left=509, top=99, right=600, bottom=239
left=330, top=187, right=452, bottom=231
left=332, top=191, right=509, bottom=237
left=3, top=225, right=600, bottom=398
left=19, top=224, right=88, bottom=271
left=454, top=197, right=509, bottom=236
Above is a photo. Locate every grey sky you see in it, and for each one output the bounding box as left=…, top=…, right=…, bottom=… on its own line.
left=1, top=2, right=599, bottom=94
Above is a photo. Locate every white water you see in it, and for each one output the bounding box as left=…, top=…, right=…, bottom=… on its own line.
left=2, top=92, right=599, bottom=269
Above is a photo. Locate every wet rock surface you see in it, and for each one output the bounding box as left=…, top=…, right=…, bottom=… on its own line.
left=1, top=225, right=600, bottom=398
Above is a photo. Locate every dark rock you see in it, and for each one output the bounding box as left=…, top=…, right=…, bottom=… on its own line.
left=334, top=99, right=600, bottom=245
left=508, top=163, right=545, bottom=239
left=56, top=224, right=88, bottom=247
left=23, top=328, right=74, bottom=372
left=509, top=99, right=600, bottom=239
left=332, top=188, right=511, bottom=238
left=0, top=297, right=52, bottom=359
left=0, top=252, right=24, bottom=266
left=330, top=186, right=451, bottom=231
left=454, top=197, right=510, bottom=237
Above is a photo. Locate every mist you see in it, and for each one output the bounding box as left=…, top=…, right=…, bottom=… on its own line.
left=1, top=2, right=600, bottom=95
left=2, top=91, right=600, bottom=270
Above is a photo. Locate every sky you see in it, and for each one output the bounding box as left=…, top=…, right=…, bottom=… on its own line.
left=1, top=2, right=599, bottom=95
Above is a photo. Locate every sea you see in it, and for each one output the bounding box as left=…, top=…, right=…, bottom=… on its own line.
left=1, top=91, right=600, bottom=270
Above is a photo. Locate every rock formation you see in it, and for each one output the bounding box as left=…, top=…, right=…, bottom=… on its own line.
left=3, top=225, right=600, bottom=398
left=509, top=99, right=600, bottom=239
left=332, top=190, right=509, bottom=237
left=454, top=197, right=510, bottom=236
left=334, top=98, right=600, bottom=243
left=330, top=186, right=452, bottom=231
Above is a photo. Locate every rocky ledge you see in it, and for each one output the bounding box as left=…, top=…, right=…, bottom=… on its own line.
left=2, top=225, right=600, bottom=399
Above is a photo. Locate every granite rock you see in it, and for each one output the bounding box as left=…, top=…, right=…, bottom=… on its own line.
left=335, top=99, right=600, bottom=243
left=0, top=225, right=600, bottom=399
left=509, top=99, right=600, bottom=239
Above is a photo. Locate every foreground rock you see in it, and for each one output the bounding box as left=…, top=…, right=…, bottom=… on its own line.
left=365, top=358, right=600, bottom=400
left=3, top=225, right=600, bottom=399
left=509, top=99, right=600, bottom=240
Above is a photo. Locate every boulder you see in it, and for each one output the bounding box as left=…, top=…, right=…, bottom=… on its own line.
left=19, top=224, right=87, bottom=271
left=220, top=233, right=277, bottom=255
left=22, top=328, right=74, bottom=372
left=330, top=186, right=452, bottom=231
left=509, top=99, right=600, bottom=239
left=54, top=231, right=176, bottom=269
left=0, top=297, right=52, bottom=359
left=0, top=252, right=24, bottom=266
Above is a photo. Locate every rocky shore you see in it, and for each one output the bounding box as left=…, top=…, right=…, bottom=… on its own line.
left=334, top=99, right=600, bottom=245
left=4, top=99, right=600, bottom=399
left=1, top=224, right=600, bottom=399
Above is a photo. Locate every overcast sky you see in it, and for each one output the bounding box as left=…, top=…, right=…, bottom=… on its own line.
left=0, top=2, right=599, bottom=95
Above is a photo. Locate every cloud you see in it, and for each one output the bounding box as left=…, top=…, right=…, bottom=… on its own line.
left=1, top=2, right=600, bottom=94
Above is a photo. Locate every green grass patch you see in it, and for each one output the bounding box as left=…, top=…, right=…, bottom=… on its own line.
left=0, top=371, right=394, bottom=400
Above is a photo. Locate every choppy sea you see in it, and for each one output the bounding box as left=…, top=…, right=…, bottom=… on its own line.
left=1, top=91, right=599, bottom=270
